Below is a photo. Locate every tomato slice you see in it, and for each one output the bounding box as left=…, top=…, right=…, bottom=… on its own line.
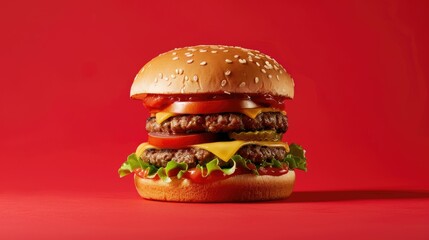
left=185, top=168, right=204, bottom=183
left=148, top=132, right=220, bottom=149
left=135, top=168, right=154, bottom=179
left=185, top=168, right=230, bottom=183
left=135, top=164, right=289, bottom=181
left=160, top=99, right=260, bottom=114
left=140, top=93, right=287, bottom=111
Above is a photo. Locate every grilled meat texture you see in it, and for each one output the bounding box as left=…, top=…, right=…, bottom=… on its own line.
left=146, top=112, right=288, bottom=134
left=142, top=145, right=287, bottom=168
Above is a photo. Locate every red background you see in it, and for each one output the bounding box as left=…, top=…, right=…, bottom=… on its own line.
left=1, top=0, right=429, bottom=239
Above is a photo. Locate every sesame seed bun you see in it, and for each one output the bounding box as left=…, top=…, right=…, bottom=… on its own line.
left=131, top=45, right=295, bottom=99
left=134, top=170, right=296, bottom=202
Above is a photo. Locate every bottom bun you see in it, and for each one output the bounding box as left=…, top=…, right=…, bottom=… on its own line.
left=134, top=170, right=295, bottom=202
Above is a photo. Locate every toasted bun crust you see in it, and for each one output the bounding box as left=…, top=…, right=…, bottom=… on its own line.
left=131, top=45, right=294, bottom=99
left=134, top=170, right=295, bottom=202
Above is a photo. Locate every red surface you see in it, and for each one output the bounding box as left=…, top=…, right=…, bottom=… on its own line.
left=1, top=0, right=429, bottom=239
left=2, top=191, right=429, bottom=239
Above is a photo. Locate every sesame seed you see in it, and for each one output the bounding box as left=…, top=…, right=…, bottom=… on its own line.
left=239, top=59, right=247, bottom=64
left=248, top=56, right=253, bottom=62
left=159, top=73, right=163, bottom=79
left=254, top=55, right=261, bottom=59
left=225, top=59, right=233, bottom=63
left=172, top=56, right=179, bottom=60
left=234, top=55, right=240, bottom=58
left=256, top=62, right=261, bottom=67
left=264, top=65, right=270, bottom=69
left=211, top=50, right=218, bottom=53
left=193, top=75, right=198, bottom=81
left=199, top=49, right=207, bottom=52
left=178, top=68, right=184, bottom=75
left=188, top=48, right=197, bottom=52
left=181, top=88, right=185, bottom=93
left=224, top=70, right=231, bottom=76
left=255, top=77, right=259, bottom=83
left=265, top=61, right=272, bottom=66
left=261, top=69, right=267, bottom=73
left=185, top=76, right=189, bottom=81
left=164, top=77, right=169, bottom=81
left=185, top=53, right=193, bottom=57
left=171, top=74, right=176, bottom=79
left=274, top=65, right=279, bottom=70
left=223, top=49, right=229, bottom=52
left=175, top=69, right=179, bottom=74
left=224, top=91, right=231, bottom=95
left=200, top=61, right=207, bottom=66
left=279, top=70, right=283, bottom=74
left=268, top=74, right=273, bottom=79
left=276, top=75, right=280, bottom=80
left=248, top=52, right=255, bottom=56
left=154, top=77, right=158, bottom=83
left=187, top=59, right=194, bottom=64
left=172, top=52, right=177, bottom=55
left=221, top=79, right=227, bottom=87
left=239, top=82, right=246, bottom=88
left=167, top=81, right=172, bottom=86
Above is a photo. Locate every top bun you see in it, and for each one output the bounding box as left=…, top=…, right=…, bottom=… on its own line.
left=131, top=45, right=294, bottom=99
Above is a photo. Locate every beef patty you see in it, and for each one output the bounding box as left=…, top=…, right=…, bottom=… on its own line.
left=142, top=145, right=287, bottom=168
left=146, top=112, right=288, bottom=134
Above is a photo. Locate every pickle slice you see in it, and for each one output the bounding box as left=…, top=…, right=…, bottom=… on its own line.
left=228, top=130, right=283, bottom=141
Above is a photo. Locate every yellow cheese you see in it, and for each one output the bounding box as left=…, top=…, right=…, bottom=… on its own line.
left=135, top=140, right=289, bottom=162
left=135, top=142, right=157, bottom=158
left=155, top=112, right=177, bottom=124
left=240, top=108, right=284, bottom=119
left=193, top=141, right=289, bottom=162
left=155, top=108, right=286, bottom=124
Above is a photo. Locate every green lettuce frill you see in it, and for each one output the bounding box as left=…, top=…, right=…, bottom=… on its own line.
left=118, top=143, right=307, bottom=182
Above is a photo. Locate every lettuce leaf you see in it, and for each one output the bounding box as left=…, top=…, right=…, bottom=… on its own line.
left=118, top=153, right=158, bottom=178
left=156, top=168, right=169, bottom=182
left=118, top=153, right=144, bottom=178
left=285, top=143, right=307, bottom=171
left=231, top=155, right=259, bottom=174
left=202, top=158, right=236, bottom=177
left=165, top=160, right=188, bottom=179
left=156, top=160, right=189, bottom=182
left=118, top=143, right=308, bottom=181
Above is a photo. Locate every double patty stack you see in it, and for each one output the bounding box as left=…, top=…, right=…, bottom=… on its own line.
left=118, top=45, right=307, bottom=202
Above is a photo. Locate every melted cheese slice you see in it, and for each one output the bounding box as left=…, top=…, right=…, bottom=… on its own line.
left=155, top=108, right=286, bottom=124
left=135, top=141, right=290, bottom=162
left=135, top=142, right=157, bottom=158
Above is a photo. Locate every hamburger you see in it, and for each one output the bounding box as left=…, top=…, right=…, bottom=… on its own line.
left=118, top=45, right=307, bottom=202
